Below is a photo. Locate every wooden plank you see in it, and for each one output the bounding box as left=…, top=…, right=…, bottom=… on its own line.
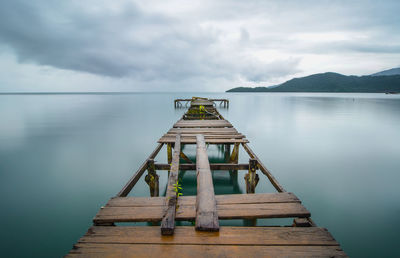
left=174, top=121, right=231, bottom=125
left=105, top=192, right=300, bottom=207
left=117, top=143, right=163, bottom=197
left=160, top=135, right=181, bottom=235
left=174, top=125, right=233, bottom=128
left=93, top=197, right=310, bottom=223
left=168, top=130, right=238, bottom=135
left=161, top=135, right=244, bottom=140
left=77, top=226, right=340, bottom=246
left=216, top=192, right=300, bottom=205
left=174, top=119, right=231, bottom=124
left=174, top=122, right=232, bottom=128
left=216, top=202, right=310, bottom=220
left=242, top=143, right=286, bottom=193
left=294, top=218, right=312, bottom=227
left=195, top=134, right=219, bottom=231
left=154, top=163, right=249, bottom=170
left=163, top=134, right=244, bottom=139
left=159, top=138, right=249, bottom=144
left=68, top=244, right=346, bottom=257
left=169, top=128, right=237, bottom=133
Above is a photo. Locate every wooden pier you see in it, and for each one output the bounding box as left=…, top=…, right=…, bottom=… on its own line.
left=67, top=97, right=346, bottom=257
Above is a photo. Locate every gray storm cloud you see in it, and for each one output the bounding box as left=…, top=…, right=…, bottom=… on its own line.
left=0, top=0, right=301, bottom=83
left=0, top=0, right=399, bottom=91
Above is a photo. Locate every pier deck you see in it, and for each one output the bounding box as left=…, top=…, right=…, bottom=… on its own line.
left=67, top=97, right=346, bottom=257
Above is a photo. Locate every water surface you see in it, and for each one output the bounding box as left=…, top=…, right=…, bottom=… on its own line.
left=0, top=92, right=399, bottom=257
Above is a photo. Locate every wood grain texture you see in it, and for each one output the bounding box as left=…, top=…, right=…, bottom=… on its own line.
left=159, top=138, right=249, bottom=144
left=195, top=134, right=219, bottom=231
left=68, top=244, right=346, bottom=258
left=160, top=134, right=181, bottom=235
left=154, top=163, right=249, bottom=170
left=93, top=193, right=309, bottom=224
left=77, top=226, right=340, bottom=246
left=68, top=98, right=347, bottom=257
left=106, top=192, right=300, bottom=207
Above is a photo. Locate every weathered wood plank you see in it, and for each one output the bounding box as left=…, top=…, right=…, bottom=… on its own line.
left=68, top=244, right=346, bottom=258
left=195, top=134, right=219, bottom=232
left=175, top=121, right=231, bottom=125
left=154, top=163, right=249, bottom=170
left=105, top=192, right=301, bottom=207
left=169, top=128, right=237, bottom=133
left=94, top=201, right=310, bottom=223
left=77, top=226, right=340, bottom=246
left=174, top=119, right=232, bottom=125
left=117, top=143, right=163, bottom=197
left=174, top=122, right=232, bottom=127
left=160, top=134, right=181, bottom=235
left=159, top=138, right=249, bottom=144
left=163, top=134, right=245, bottom=139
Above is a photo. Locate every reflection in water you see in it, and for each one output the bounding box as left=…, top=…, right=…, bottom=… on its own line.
left=177, top=145, right=242, bottom=196
left=0, top=93, right=399, bottom=258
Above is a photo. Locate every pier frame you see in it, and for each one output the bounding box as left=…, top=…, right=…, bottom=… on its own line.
left=68, top=97, right=346, bottom=257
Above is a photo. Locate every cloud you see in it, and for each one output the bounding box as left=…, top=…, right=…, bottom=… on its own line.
left=0, top=0, right=300, bottom=87
left=0, top=0, right=399, bottom=91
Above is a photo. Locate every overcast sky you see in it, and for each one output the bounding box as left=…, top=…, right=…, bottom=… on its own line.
left=0, top=0, right=399, bottom=92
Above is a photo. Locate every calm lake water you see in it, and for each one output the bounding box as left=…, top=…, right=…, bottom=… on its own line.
left=0, top=92, right=399, bottom=257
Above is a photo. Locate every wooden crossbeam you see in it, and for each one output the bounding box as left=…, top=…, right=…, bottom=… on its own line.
left=161, top=134, right=181, bottom=235
left=195, top=135, right=219, bottom=232
left=159, top=138, right=248, bottom=144
left=179, top=151, right=193, bottom=163
left=241, top=143, right=286, bottom=192
left=154, top=163, right=249, bottom=170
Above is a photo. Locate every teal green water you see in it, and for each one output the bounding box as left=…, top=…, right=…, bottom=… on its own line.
left=0, top=93, right=399, bottom=257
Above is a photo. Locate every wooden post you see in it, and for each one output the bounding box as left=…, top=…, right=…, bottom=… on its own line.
left=195, top=134, right=219, bottom=232
left=161, top=134, right=181, bottom=235
left=241, top=143, right=286, bottom=192
left=244, top=158, right=259, bottom=193
left=224, top=144, right=231, bottom=162
left=293, top=218, right=312, bottom=227
left=229, top=143, right=239, bottom=163
left=167, top=143, right=172, bottom=164
left=144, top=159, right=159, bottom=197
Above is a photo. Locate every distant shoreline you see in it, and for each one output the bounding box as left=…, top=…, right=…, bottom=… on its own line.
left=0, top=91, right=398, bottom=95
left=226, top=72, right=400, bottom=93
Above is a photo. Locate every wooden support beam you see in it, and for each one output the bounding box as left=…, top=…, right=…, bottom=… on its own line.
left=180, top=151, right=193, bottom=163
left=161, top=135, right=181, bottom=235
left=144, top=159, right=159, bottom=197
left=117, top=144, right=163, bottom=197
left=224, top=144, right=230, bottom=162
left=244, top=158, right=259, bottom=194
left=154, top=163, right=249, bottom=171
left=241, top=143, right=286, bottom=193
left=195, top=134, right=219, bottom=232
left=229, top=143, right=239, bottom=163
left=293, top=218, right=312, bottom=227
left=167, top=143, right=172, bottom=164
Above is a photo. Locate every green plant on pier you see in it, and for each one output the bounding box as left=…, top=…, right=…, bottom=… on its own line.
left=173, top=180, right=183, bottom=211
left=173, top=181, right=183, bottom=197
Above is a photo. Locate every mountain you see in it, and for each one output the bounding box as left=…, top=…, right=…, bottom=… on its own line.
left=227, top=72, right=400, bottom=93
left=370, top=67, right=400, bottom=76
